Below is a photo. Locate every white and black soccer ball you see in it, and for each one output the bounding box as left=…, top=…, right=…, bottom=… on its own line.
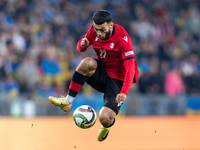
left=73, top=105, right=97, bottom=129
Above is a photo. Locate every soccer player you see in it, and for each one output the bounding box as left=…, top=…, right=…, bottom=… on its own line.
left=48, top=10, right=139, bottom=141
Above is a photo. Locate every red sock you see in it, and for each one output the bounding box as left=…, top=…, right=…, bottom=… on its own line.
left=68, top=71, right=86, bottom=97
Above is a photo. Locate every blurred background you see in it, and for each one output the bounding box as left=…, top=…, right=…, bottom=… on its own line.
left=0, top=0, right=200, bottom=118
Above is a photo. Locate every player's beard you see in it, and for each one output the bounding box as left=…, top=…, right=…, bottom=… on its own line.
left=101, top=29, right=111, bottom=40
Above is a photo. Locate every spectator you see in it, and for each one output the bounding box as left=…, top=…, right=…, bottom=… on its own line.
left=41, top=45, right=61, bottom=84
left=16, top=54, right=38, bottom=93
left=164, top=69, right=185, bottom=97
left=2, top=74, right=19, bottom=98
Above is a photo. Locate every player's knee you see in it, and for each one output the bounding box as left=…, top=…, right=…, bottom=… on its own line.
left=76, top=57, right=97, bottom=76
left=82, top=57, right=95, bottom=66
left=99, top=114, right=111, bottom=127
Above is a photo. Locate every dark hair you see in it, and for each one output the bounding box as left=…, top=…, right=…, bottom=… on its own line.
left=92, top=10, right=112, bottom=25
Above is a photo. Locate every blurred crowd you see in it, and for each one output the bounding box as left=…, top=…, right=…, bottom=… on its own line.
left=0, top=0, right=199, bottom=99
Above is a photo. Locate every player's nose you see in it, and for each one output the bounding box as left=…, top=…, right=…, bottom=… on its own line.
left=97, top=31, right=102, bottom=36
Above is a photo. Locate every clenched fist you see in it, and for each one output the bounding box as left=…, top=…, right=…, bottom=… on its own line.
left=81, top=38, right=90, bottom=48
left=115, top=93, right=127, bottom=105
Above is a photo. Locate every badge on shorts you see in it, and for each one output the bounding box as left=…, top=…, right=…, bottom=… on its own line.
left=117, top=101, right=123, bottom=107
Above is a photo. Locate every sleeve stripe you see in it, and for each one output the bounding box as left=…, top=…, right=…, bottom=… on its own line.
left=123, top=57, right=135, bottom=61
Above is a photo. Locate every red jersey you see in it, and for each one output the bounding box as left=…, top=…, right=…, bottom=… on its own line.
left=77, top=23, right=139, bottom=94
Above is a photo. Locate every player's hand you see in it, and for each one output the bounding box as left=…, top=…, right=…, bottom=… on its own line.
left=81, top=38, right=90, bottom=48
left=115, top=93, right=126, bottom=106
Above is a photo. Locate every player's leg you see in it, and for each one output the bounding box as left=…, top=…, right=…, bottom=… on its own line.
left=84, top=60, right=122, bottom=141
left=97, top=107, right=116, bottom=141
left=97, top=77, right=123, bottom=141
left=48, top=57, right=97, bottom=112
left=66, top=57, right=97, bottom=102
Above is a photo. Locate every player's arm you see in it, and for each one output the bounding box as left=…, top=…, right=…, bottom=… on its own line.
left=77, top=26, right=93, bottom=52
left=115, top=34, right=136, bottom=104
left=120, top=58, right=135, bottom=95
left=115, top=58, right=135, bottom=104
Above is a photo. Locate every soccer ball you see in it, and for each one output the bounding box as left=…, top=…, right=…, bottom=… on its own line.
left=73, top=105, right=97, bottom=129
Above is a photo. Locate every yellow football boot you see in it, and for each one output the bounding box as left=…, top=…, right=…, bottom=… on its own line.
left=97, top=126, right=110, bottom=142
left=48, top=96, right=71, bottom=112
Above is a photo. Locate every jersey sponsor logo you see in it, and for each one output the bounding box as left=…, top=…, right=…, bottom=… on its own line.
left=123, top=36, right=128, bottom=42
left=125, top=51, right=134, bottom=56
left=110, top=43, right=114, bottom=49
